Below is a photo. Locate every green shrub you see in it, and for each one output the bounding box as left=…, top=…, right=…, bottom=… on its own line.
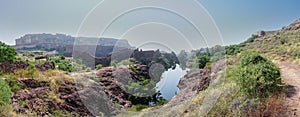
left=225, top=44, right=242, bottom=55
left=5, top=76, right=23, bottom=92
left=27, top=64, right=38, bottom=78
left=0, top=41, right=17, bottom=62
left=57, top=61, right=73, bottom=72
left=197, top=53, right=210, bottom=69
left=236, top=51, right=285, bottom=98
left=128, top=104, right=150, bottom=112
left=0, top=79, right=12, bottom=105
left=59, top=55, right=66, bottom=60
left=96, top=64, right=103, bottom=70
left=280, top=38, right=286, bottom=45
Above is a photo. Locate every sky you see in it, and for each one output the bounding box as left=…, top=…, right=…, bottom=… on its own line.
left=0, top=0, right=300, bottom=49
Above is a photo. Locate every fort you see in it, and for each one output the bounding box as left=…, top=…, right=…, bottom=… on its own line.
left=13, top=33, right=132, bottom=57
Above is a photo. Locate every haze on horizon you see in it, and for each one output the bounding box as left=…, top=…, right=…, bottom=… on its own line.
left=1, top=0, right=300, bottom=50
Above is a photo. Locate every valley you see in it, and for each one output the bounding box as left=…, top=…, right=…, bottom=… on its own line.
left=1, top=18, right=300, bottom=117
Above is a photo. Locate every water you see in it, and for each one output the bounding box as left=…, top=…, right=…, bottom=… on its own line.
left=156, top=64, right=189, bottom=100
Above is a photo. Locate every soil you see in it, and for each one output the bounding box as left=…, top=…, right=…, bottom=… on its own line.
left=278, top=62, right=300, bottom=116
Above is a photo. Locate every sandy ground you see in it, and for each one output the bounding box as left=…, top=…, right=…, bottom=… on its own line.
left=278, top=62, right=300, bottom=116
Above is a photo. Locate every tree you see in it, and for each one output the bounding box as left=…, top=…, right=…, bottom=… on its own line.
left=0, top=41, right=17, bottom=62
left=198, top=53, right=210, bottom=69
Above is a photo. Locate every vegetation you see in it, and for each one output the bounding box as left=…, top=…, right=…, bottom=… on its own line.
left=0, top=41, right=17, bottom=62
left=236, top=51, right=285, bottom=98
left=49, top=56, right=75, bottom=72
left=197, top=53, right=210, bottom=69
left=225, top=44, right=243, bottom=55
left=5, top=76, right=24, bottom=92
left=0, top=78, right=12, bottom=105
left=127, top=104, right=150, bottom=112
left=96, top=64, right=103, bottom=70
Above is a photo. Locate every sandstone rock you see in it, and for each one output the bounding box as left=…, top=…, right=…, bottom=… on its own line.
left=19, top=79, right=49, bottom=88
left=35, top=61, right=55, bottom=71
left=0, top=61, right=29, bottom=73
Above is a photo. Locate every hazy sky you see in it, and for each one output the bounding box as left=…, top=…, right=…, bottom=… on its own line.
left=1, top=0, right=300, bottom=48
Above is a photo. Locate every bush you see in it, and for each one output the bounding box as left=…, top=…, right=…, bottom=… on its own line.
left=96, top=64, right=103, bottom=70
left=280, top=38, right=286, bottom=45
left=225, top=45, right=242, bottom=55
left=5, top=76, right=23, bottom=92
left=27, top=64, right=37, bottom=78
left=127, top=104, right=150, bottom=112
left=197, top=53, right=210, bottom=69
left=0, top=79, right=12, bottom=105
left=236, top=51, right=285, bottom=98
left=0, top=41, right=17, bottom=62
left=244, top=34, right=258, bottom=44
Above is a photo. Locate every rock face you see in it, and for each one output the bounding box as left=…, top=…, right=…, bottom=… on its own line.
left=165, top=69, right=211, bottom=108
left=284, top=18, right=300, bottom=31
left=0, top=61, right=29, bottom=73
left=0, top=61, right=55, bottom=73
left=35, top=61, right=55, bottom=71
left=95, top=64, right=151, bottom=109
left=12, top=79, right=94, bottom=116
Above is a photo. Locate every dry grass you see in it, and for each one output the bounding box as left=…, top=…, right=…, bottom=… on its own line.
left=248, top=93, right=287, bottom=117
left=0, top=104, right=38, bottom=117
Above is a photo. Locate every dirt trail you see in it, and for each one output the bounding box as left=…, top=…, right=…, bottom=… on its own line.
left=278, top=62, right=300, bottom=116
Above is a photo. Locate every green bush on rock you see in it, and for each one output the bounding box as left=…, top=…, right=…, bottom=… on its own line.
left=236, top=51, right=285, bottom=99
left=0, top=79, right=12, bottom=105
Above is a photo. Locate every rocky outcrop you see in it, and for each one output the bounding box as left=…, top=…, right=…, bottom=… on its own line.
left=35, top=61, right=55, bottom=71
left=95, top=64, right=151, bottom=109
left=284, top=18, right=300, bottom=31
left=19, top=79, right=49, bottom=88
left=178, top=69, right=211, bottom=91
left=0, top=61, right=29, bottom=73
left=99, top=78, right=131, bottom=108
left=0, top=61, right=55, bottom=73
left=12, top=79, right=94, bottom=116
left=163, top=69, right=211, bottom=108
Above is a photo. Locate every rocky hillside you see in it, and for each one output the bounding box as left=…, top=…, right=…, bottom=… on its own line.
left=117, top=18, right=300, bottom=117
left=1, top=18, right=300, bottom=117
left=243, top=18, right=300, bottom=63
left=0, top=61, right=164, bottom=116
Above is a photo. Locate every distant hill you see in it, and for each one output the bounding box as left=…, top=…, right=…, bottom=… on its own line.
left=13, top=33, right=133, bottom=57
left=242, top=18, right=300, bottom=63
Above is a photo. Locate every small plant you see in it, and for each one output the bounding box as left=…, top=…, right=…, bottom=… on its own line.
left=59, top=55, right=65, bottom=60
left=27, top=64, right=38, bottom=78
left=96, top=64, right=103, bottom=70
left=5, top=76, right=23, bottom=92
left=127, top=104, right=150, bottom=112
left=0, top=79, right=12, bottom=105
left=280, top=38, right=286, bottom=45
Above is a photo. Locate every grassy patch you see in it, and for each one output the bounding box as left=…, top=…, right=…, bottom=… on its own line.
left=0, top=78, right=12, bottom=105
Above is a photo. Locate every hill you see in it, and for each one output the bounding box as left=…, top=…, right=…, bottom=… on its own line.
left=1, top=18, right=300, bottom=116
left=116, top=18, right=300, bottom=116
left=13, top=33, right=132, bottom=57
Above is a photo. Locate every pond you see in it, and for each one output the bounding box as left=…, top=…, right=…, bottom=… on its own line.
left=156, top=64, right=190, bottom=100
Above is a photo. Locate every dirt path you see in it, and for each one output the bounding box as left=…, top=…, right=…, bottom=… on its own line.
left=278, top=62, right=300, bottom=116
